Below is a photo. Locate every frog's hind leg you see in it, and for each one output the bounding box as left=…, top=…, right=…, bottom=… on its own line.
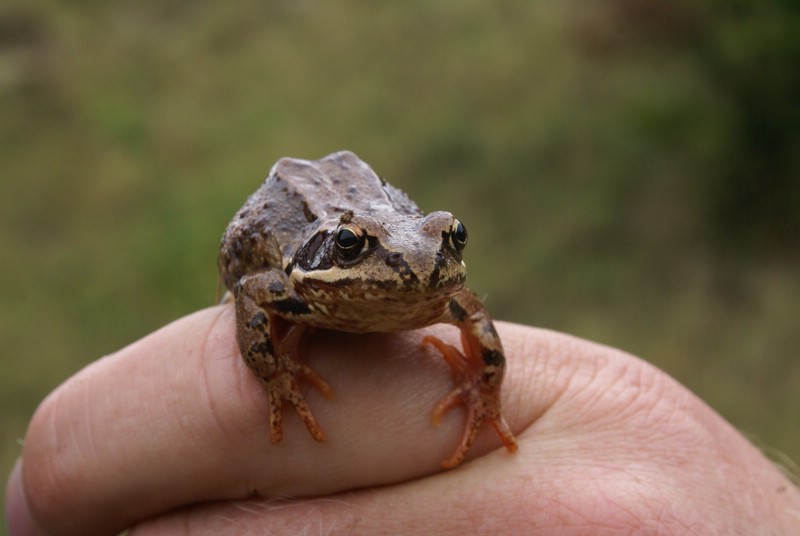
left=234, top=273, right=334, bottom=444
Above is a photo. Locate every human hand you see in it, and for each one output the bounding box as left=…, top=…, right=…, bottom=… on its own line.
left=6, top=306, right=799, bottom=535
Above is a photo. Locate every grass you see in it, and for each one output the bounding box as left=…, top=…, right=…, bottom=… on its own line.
left=1, top=0, right=798, bottom=529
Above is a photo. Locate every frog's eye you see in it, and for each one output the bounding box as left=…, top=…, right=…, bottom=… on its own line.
left=450, top=219, right=468, bottom=251
left=335, top=225, right=366, bottom=259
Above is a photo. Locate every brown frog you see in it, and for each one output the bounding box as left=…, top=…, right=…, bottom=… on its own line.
left=218, top=150, right=517, bottom=468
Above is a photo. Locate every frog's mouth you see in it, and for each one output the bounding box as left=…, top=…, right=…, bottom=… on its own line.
left=294, top=269, right=464, bottom=332
left=293, top=261, right=466, bottom=301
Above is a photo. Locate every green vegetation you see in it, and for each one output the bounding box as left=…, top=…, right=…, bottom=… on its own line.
left=1, top=0, right=798, bottom=523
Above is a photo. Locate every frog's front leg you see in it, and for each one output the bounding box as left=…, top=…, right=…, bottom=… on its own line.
left=234, top=271, right=334, bottom=443
left=424, top=288, right=519, bottom=468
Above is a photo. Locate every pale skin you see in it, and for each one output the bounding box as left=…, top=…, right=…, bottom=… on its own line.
left=5, top=306, right=800, bottom=535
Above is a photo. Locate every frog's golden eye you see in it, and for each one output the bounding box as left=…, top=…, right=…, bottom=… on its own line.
left=450, top=219, right=468, bottom=252
left=335, top=225, right=366, bottom=259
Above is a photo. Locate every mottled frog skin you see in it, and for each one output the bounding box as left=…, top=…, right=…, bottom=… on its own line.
left=218, top=150, right=517, bottom=468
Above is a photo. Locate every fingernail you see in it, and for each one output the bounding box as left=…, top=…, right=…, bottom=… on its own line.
left=5, top=459, right=41, bottom=536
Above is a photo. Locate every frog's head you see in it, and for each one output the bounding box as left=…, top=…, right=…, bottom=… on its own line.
left=290, top=209, right=468, bottom=307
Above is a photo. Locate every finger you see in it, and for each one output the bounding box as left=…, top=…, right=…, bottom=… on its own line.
left=131, top=432, right=800, bottom=536
left=128, top=454, right=537, bottom=536
left=130, top=338, right=800, bottom=536
left=13, top=307, right=545, bottom=535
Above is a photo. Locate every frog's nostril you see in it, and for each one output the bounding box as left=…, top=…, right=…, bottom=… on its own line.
left=386, top=252, right=404, bottom=266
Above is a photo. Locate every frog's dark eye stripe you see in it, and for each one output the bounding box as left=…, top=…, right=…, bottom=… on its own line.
left=450, top=219, right=467, bottom=252
left=335, top=225, right=366, bottom=259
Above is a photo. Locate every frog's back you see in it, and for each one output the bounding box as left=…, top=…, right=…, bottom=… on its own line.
left=275, top=151, right=422, bottom=218
left=219, top=151, right=422, bottom=289
left=255, top=150, right=421, bottom=242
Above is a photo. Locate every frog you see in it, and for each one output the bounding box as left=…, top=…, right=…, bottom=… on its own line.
left=218, top=150, right=518, bottom=468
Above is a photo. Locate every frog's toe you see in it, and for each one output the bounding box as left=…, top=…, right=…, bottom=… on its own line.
left=263, top=368, right=331, bottom=443
left=434, top=384, right=484, bottom=468
left=286, top=389, right=327, bottom=442
left=433, top=382, right=517, bottom=469
left=424, top=334, right=518, bottom=468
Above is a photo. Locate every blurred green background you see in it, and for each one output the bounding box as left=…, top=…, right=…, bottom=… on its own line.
left=1, top=0, right=798, bottom=525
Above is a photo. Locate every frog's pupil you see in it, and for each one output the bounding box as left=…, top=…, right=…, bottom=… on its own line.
left=452, top=220, right=467, bottom=250
left=336, top=228, right=360, bottom=250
